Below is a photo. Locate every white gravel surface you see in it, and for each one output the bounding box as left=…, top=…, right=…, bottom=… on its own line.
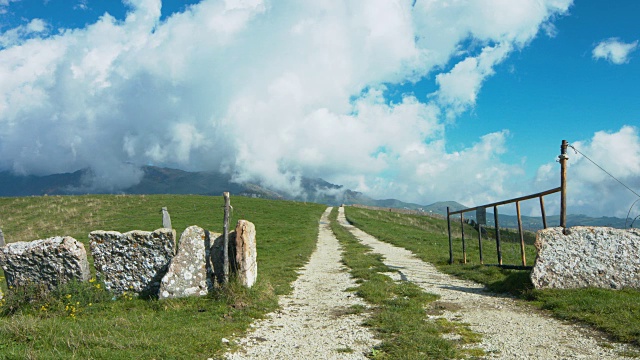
left=337, top=206, right=639, bottom=359
left=224, top=207, right=378, bottom=360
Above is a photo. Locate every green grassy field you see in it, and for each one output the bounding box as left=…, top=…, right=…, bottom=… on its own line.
left=0, top=195, right=325, bottom=359
left=344, top=206, right=640, bottom=348
left=2, top=196, right=640, bottom=358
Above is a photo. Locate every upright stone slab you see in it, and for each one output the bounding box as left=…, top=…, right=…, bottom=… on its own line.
left=0, top=236, right=90, bottom=291
left=235, top=220, right=257, bottom=288
left=159, top=226, right=220, bottom=299
left=531, top=227, right=640, bottom=289
left=0, top=227, right=5, bottom=247
left=89, top=228, right=176, bottom=296
left=162, top=207, right=172, bottom=229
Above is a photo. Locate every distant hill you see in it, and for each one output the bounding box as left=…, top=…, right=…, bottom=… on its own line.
left=0, top=169, right=85, bottom=196
left=0, top=167, right=632, bottom=230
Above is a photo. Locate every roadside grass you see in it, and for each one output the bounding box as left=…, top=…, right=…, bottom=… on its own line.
left=0, top=195, right=325, bottom=358
left=329, top=207, right=483, bottom=359
left=344, top=206, right=640, bottom=347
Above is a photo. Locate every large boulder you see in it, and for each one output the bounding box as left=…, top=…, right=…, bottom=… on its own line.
left=531, top=227, right=640, bottom=289
left=0, top=236, right=90, bottom=291
left=89, top=228, right=176, bottom=296
left=234, top=220, right=257, bottom=288
left=159, top=226, right=220, bottom=299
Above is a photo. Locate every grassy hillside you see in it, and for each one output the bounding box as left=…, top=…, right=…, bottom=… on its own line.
left=0, top=195, right=325, bottom=358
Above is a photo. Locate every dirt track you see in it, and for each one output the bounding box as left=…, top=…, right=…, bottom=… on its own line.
left=225, top=207, right=639, bottom=359
left=225, top=207, right=377, bottom=359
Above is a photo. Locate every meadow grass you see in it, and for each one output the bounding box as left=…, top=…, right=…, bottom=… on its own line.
left=344, top=206, right=640, bottom=347
left=328, top=208, right=483, bottom=359
left=0, top=195, right=325, bottom=358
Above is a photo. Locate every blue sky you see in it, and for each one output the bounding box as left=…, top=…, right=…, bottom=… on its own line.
left=0, top=0, right=639, bottom=218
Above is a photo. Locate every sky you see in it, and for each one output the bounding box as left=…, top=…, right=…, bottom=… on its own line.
left=0, top=0, right=639, bottom=219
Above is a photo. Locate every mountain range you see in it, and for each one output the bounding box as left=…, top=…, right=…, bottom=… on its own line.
left=0, top=166, right=632, bottom=230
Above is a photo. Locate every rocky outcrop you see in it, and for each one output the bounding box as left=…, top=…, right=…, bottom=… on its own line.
left=159, top=226, right=219, bottom=299
left=531, top=227, right=640, bottom=289
left=89, top=228, right=176, bottom=296
left=235, top=220, right=257, bottom=288
left=0, top=236, right=90, bottom=291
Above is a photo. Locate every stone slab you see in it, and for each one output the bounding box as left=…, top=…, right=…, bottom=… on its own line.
left=531, top=227, right=640, bottom=289
left=0, top=236, right=90, bottom=291
left=89, top=228, right=176, bottom=296
left=159, top=226, right=220, bottom=299
left=235, top=220, right=257, bottom=288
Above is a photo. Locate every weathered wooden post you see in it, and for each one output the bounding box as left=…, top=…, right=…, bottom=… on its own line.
left=494, top=206, right=502, bottom=265
left=559, top=140, right=569, bottom=230
left=223, top=192, right=231, bottom=284
left=539, top=196, right=548, bottom=229
left=460, top=213, right=466, bottom=264
left=478, top=223, right=483, bottom=264
left=476, top=207, right=486, bottom=264
left=161, top=207, right=172, bottom=229
left=447, top=207, right=453, bottom=265
left=516, top=201, right=526, bottom=266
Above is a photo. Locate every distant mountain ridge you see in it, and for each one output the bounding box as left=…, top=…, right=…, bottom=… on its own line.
left=0, top=166, right=631, bottom=230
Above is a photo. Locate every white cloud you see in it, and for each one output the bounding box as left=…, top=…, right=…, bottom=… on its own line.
left=534, top=126, right=640, bottom=218
left=0, top=18, right=48, bottom=48
left=433, top=43, right=511, bottom=118
left=592, top=38, right=638, bottom=64
left=74, top=0, right=89, bottom=11
left=0, top=0, right=573, bottom=204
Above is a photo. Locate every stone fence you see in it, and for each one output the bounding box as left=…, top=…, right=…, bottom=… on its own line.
left=0, top=220, right=257, bottom=300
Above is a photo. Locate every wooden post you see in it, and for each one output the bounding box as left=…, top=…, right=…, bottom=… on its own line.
left=494, top=206, right=502, bottom=265
left=559, top=140, right=568, bottom=229
left=460, top=213, right=466, bottom=264
left=478, top=224, right=483, bottom=264
left=516, top=201, right=526, bottom=266
left=539, top=196, right=547, bottom=229
left=223, top=192, right=231, bottom=284
left=447, top=207, right=453, bottom=265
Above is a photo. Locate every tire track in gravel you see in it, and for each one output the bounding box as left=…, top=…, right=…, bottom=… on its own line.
left=225, top=207, right=378, bottom=360
left=337, top=206, right=638, bottom=359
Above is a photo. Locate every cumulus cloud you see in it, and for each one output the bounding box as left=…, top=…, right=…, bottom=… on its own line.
left=1, top=0, right=572, bottom=202
left=0, top=18, right=48, bottom=47
left=534, top=126, right=640, bottom=218
left=592, top=38, right=638, bottom=64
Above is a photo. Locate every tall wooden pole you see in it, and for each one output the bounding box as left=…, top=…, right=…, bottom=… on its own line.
left=559, top=140, right=568, bottom=230
left=223, top=192, right=231, bottom=284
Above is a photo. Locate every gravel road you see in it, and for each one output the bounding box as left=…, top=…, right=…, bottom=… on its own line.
left=337, top=206, right=639, bottom=359
left=224, top=207, right=378, bottom=359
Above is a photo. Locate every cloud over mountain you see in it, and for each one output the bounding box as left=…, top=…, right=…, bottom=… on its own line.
left=7, top=0, right=625, bottom=211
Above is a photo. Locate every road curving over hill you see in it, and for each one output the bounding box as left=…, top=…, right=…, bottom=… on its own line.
left=337, top=206, right=639, bottom=359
